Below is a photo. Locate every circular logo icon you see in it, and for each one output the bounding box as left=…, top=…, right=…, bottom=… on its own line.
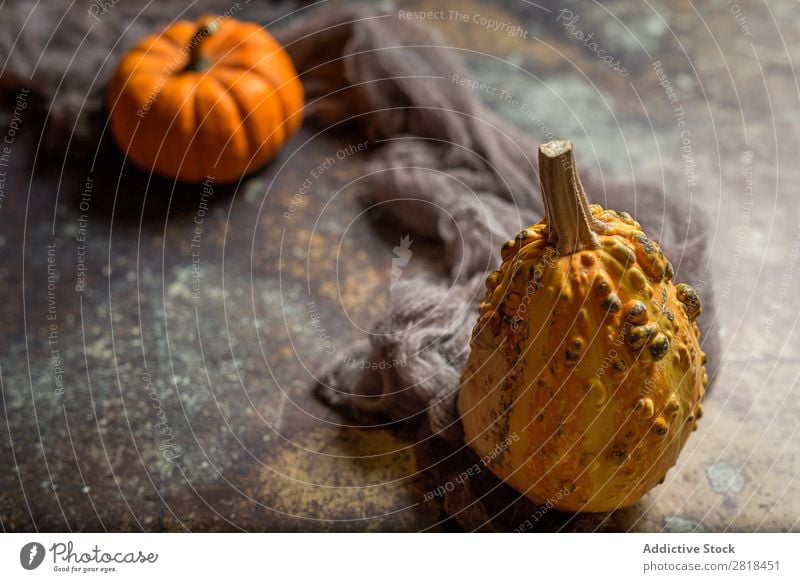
left=20, top=542, right=45, bottom=570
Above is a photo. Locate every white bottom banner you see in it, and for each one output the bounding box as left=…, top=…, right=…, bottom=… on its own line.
left=1, top=533, right=798, bottom=581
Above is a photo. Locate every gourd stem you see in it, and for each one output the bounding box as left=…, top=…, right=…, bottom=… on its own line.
left=184, top=19, right=220, bottom=73
left=539, top=139, right=600, bottom=255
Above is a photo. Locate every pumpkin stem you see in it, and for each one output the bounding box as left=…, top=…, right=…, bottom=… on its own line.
left=539, top=139, right=600, bottom=255
left=184, top=18, right=220, bottom=73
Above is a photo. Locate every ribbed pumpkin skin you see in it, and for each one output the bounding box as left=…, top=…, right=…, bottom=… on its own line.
left=107, top=16, right=303, bottom=183
left=458, top=205, right=707, bottom=512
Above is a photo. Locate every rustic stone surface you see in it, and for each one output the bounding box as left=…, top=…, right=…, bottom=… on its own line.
left=1, top=0, right=798, bottom=531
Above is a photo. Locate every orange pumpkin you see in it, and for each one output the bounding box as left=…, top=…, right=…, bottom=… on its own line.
left=458, top=140, right=707, bottom=512
left=107, top=15, right=303, bottom=183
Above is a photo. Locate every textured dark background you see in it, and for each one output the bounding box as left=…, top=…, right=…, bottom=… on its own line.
left=1, top=0, right=798, bottom=531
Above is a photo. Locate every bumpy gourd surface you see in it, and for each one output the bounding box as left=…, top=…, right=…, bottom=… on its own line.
left=458, top=205, right=707, bottom=512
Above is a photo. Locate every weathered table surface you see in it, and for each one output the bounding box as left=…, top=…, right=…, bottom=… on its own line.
left=2, top=0, right=799, bottom=532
